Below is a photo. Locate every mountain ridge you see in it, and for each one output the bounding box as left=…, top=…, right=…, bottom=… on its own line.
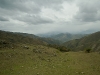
left=63, top=31, right=100, bottom=51
left=38, top=33, right=87, bottom=43
left=0, top=30, right=60, bottom=49
left=0, top=30, right=47, bottom=48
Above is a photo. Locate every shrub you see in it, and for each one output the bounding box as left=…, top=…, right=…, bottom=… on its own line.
left=85, top=48, right=91, bottom=53
left=48, top=44, right=70, bottom=52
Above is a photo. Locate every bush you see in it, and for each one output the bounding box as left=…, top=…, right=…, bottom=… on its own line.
left=85, top=48, right=91, bottom=53
left=48, top=44, right=70, bottom=52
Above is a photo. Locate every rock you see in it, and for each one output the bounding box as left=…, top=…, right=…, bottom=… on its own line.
left=24, top=46, right=29, bottom=49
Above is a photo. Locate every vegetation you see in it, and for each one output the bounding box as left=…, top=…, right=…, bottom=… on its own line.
left=0, top=30, right=61, bottom=46
left=63, top=31, right=100, bottom=52
left=0, top=30, right=46, bottom=46
left=0, top=45, right=100, bottom=75
left=48, top=33, right=87, bottom=43
left=48, top=44, right=71, bottom=52
left=85, top=48, right=92, bottom=53
left=0, top=30, right=100, bottom=75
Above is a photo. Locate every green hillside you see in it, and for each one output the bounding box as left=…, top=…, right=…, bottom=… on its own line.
left=63, top=31, right=100, bottom=51
left=15, top=32, right=60, bottom=45
left=0, top=30, right=100, bottom=75
left=0, top=45, right=100, bottom=75
left=49, top=33, right=86, bottom=43
left=0, top=30, right=47, bottom=48
left=0, top=30, right=61, bottom=49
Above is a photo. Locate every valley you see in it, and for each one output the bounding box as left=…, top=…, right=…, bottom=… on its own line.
left=0, top=0, right=100, bottom=75
left=0, top=30, right=100, bottom=75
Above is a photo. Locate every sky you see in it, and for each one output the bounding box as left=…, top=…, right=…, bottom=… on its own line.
left=0, top=0, right=100, bottom=34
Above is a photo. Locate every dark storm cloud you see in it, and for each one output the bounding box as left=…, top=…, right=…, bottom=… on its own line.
left=75, top=0, right=100, bottom=22
left=0, top=0, right=41, bottom=13
left=0, top=0, right=73, bottom=11
left=16, top=15, right=54, bottom=25
left=0, top=0, right=64, bottom=25
left=0, top=16, right=9, bottom=21
left=0, top=0, right=55, bottom=25
left=0, top=0, right=100, bottom=34
left=33, top=0, right=64, bottom=10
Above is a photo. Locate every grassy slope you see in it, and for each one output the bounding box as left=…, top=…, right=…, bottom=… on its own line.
left=0, top=30, right=60, bottom=45
left=63, top=31, right=100, bottom=51
left=0, top=30, right=46, bottom=46
left=49, top=33, right=86, bottom=43
left=0, top=45, right=100, bottom=75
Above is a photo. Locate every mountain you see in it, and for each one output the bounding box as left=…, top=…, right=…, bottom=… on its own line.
left=63, top=31, right=100, bottom=51
left=0, top=30, right=60, bottom=49
left=15, top=32, right=60, bottom=45
left=0, top=30, right=47, bottom=48
left=39, top=37, right=60, bottom=45
left=15, top=32, right=39, bottom=39
left=37, top=32, right=61, bottom=37
left=47, top=33, right=87, bottom=43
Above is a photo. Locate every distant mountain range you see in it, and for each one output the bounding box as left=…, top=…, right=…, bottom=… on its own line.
left=38, top=33, right=87, bottom=43
left=1, top=30, right=100, bottom=52
left=0, top=30, right=60, bottom=48
left=15, top=32, right=60, bottom=45
left=0, top=30, right=46, bottom=48
left=63, top=31, right=100, bottom=51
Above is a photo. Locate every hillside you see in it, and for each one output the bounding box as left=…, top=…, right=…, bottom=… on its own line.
left=0, top=30, right=47, bottom=48
left=63, top=31, right=100, bottom=51
left=15, top=32, right=60, bottom=45
left=50, top=33, right=87, bottom=43
left=0, top=30, right=60, bottom=49
left=38, top=33, right=86, bottom=43
left=0, top=45, right=100, bottom=75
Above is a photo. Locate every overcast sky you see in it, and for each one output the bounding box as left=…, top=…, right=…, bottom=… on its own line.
left=0, top=0, right=100, bottom=34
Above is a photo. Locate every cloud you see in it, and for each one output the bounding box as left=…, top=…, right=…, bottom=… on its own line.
left=75, top=0, right=100, bottom=22
left=0, top=16, right=9, bottom=21
left=0, top=0, right=41, bottom=14
left=15, top=14, right=54, bottom=25
left=0, top=0, right=100, bottom=34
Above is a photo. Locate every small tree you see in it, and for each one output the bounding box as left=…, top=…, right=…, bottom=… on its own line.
left=85, top=48, right=91, bottom=53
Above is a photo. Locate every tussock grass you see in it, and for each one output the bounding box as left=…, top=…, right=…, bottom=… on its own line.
left=0, top=45, right=100, bottom=75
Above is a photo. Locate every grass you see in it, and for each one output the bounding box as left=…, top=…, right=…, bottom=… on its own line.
left=0, top=45, right=100, bottom=75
